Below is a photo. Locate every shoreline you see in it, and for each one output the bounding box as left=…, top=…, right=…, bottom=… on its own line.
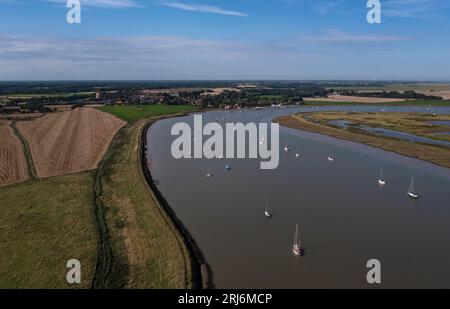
left=274, top=112, right=450, bottom=169
left=140, top=115, right=213, bottom=289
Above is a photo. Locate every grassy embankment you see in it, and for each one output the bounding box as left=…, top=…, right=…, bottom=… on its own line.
left=94, top=105, right=200, bottom=288
left=275, top=111, right=450, bottom=168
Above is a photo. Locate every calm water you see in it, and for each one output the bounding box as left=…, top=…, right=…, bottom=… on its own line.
left=429, top=120, right=450, bottom=127
left=147, top=106, right=450, bottom=288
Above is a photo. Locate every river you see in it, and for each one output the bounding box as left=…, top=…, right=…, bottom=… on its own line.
left=146, top=106, right=450, bottom=288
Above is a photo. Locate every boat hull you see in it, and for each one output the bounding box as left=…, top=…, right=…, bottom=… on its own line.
left=408, top=192, right=420, bottom=199
left=293, top=246, right=303, bottom=256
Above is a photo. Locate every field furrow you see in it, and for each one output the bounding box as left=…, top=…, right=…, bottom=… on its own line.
left=0, top=124, right=28, bottom=187
left=17, top=108, right=125, bottom=178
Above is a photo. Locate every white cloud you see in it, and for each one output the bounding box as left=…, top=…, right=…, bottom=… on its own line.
left=160, top=2, right=248, bottom=17
left=2, top=32, right=445, bottom=81
left=45, top=0, right=140, bottom=8
left=290, top=30, right=413, bottom=45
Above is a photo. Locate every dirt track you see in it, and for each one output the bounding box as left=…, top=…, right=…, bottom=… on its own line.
left=0, top=122, right=28, bottom=187
left=17, top=107, right=125, bottom=178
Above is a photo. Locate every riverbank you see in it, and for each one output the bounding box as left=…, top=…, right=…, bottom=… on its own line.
left=274, top=112, right=450, bottom=169
left=95, top=105, right=207, bottom=288
left=141, top=118, right=212, bottom=289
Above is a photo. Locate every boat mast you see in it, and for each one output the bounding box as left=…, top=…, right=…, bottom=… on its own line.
left=294, top=224, right=298, bottom=246
left=410, top=177, right=415, bottom=193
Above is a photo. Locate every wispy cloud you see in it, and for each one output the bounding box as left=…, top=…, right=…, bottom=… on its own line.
left=0, top=33, right=447, bottom=81
left=45, top=0, right=140, bottom=8
left=315, top=0, right=343, bottom=14
left=294, top=30, right=413, bottom=45
left=383, top=0, right=450, bottom=19
left=159, top=1, right=248, bottom=17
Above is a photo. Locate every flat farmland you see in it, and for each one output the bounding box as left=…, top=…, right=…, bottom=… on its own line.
left=0, top=121, right=28, bottom=187
left=304, top=95, right=406, bottom=104
left=17, top=107, right=125, bottom=178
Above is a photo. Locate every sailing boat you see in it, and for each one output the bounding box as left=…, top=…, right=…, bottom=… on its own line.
left=283, top=139, right=290, bottom=152
left=328, top=150, right=335, bottom=162
left=206, top=170, right=212, bottom=178
left=407, top=177, right=420, bottom=199
left=264, top=201, right=271, bottom=218
left=293, top=224, right=304, bottom=256
left=378, top=168, right=386, bottom=186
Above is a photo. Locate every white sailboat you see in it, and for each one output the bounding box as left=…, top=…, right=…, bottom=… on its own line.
left=283, top=139, right=290, bottom=152
left=328, top=150, right=335, bottom=162
left=378, top=168, right=386, bottom=186
left=407, top=177, right=420, bottom=199
left=264, top=201, right=271, bottom=218
left=293, top=224, right=303, bottom=256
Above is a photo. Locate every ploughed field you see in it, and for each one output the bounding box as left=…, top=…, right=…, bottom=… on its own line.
left=0, top=121, right=28, bottom=187
left=17, top=108, right=125, bottom=178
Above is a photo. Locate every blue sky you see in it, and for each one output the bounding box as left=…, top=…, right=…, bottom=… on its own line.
left=0, top=0, right=450, bottom=80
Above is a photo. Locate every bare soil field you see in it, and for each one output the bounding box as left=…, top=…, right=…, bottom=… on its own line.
left=0, top=122, right=28, bottom=187
left=304, top=95, right=406, bottom=104
left=201, top=87, right=240, bottom=96
left=17, top=107, right=125, bottom=178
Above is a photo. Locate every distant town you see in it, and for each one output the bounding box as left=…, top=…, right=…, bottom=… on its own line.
left=1, top=81, right=448, bottom=119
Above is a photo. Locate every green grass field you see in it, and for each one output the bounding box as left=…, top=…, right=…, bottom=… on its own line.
left=0, top=173, right=97, bottom=288
left=99, top=105, right=199, bottom=123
